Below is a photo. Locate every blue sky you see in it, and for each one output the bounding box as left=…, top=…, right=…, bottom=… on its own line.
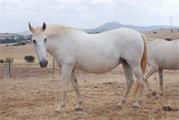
left=0, top=0, right=179, bottom=33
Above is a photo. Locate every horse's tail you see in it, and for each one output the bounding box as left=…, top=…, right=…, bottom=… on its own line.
left=133, top=34, right=147, bottom=96
left=141, top=34, right=147, bottom=73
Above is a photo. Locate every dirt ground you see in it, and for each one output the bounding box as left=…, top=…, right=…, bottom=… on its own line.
left=0, top=65, right=179, bottom=120
left=0, top=45, right=179, bottom=120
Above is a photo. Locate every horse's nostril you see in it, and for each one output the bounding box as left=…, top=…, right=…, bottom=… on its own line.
left=40, top=60, right=48, bottom=68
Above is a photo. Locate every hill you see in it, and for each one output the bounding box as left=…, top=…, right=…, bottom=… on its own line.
left=0, top=32, right=31, bottom=44
left=84, top=21, right=177, bottom=34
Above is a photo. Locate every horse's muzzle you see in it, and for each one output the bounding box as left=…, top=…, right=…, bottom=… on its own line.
left=39, top=60, right=48, bottom=68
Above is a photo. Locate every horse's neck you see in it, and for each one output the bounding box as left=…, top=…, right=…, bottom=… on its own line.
left=46, top=30, right=87, bottom=57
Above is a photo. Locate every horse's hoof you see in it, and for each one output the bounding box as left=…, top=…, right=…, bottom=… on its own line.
left=160, top=92, right=163, bottom=96
left=78, top=100, right=83, bottom=104
left=152, top=91, right=157, bottom=96
left=154, top=93, right=161, bottom=99
left=148, top=88, right=153, bottom=92
left=116, top=103, right=123, bottom=109
left=116, top=105, right=123, bottom=110
left=55, top=107, right=64, bottom=113
left=132, top=102, right=141, bottom=109
left=132, top=105, right=140, bottom=109
left=74, top=107, right=83, bottom=111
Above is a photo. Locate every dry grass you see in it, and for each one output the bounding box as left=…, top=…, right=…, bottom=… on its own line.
left=143, top=28, right=179, bottom=40
left=0, top=66, right=179, bottom=120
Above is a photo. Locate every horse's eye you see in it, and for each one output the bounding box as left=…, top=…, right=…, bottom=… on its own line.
left=33, top=40, right=36, bottom=44
left=44, top=38, right=47, bottom=42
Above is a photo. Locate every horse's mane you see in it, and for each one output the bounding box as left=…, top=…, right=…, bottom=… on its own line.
left=46, top=25, right=79, bottom=35
left=33, top=25, right=80, bottom=37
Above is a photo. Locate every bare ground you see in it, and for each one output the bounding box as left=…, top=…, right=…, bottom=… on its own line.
left=0, top=65, right=179, bottom=120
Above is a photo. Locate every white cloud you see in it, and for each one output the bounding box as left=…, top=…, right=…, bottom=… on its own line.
left=92, top=0, right=113, bottom=4
left=1, top=0, right=179, bottom=32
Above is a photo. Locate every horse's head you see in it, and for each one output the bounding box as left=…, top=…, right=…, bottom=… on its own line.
left=28, top=22, right=48, bottom=68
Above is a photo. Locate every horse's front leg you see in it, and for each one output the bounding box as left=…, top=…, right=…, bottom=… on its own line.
left=56, top=64, right=73, bottom=113
left=144, top=67, right=158, bottom=95
left=158, top=69, right=164, bottom=95
left=71, top=70, right=83, bottom=111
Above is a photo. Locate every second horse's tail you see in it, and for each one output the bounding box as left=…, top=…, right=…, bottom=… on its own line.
left=141, top=34, right=147, bottom=73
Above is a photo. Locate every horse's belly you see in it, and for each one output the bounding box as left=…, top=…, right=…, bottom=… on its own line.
left=160, top=59, right=179, bottom=70
left=161, top=64, right=179, bottom=70
left=75, top=58, right=119, bottom=74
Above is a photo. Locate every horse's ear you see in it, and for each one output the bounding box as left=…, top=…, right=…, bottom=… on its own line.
left=42, top=22, right=46, bottom=31
left=28, top=22, right=34, bottom=32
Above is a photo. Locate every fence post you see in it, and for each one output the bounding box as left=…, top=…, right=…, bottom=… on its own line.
left=8, top=60, right=11, bottom=77
left=0, top=63, right=3, bottom=79
left=53, top=59, right=55, bottom=75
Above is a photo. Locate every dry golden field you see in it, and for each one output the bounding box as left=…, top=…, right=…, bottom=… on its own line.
left=144, top=28, right=179, bottom=40
left=0, top=43, right=179, bottom=120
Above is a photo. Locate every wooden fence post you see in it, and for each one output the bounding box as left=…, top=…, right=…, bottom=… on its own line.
left=53, top=59, right=55, bottom=75
left=8, top=60, right=11, bottom=77
left=0, top=63, right=3, bottom=79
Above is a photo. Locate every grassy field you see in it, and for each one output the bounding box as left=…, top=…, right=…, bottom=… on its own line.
left=0, top=41, right=179, bottom=120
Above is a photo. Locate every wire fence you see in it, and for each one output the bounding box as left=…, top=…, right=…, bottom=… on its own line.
left=0, top=58, right=58, bottom=78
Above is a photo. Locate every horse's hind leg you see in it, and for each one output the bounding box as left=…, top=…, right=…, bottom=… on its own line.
left=71, top=70, right=83, bottom=111
left=117, top=61, right=134, bottom=108
left=131, top=65, right=144, bottom=108
left=144, top=67, right=158, bottom=93
left=158, top=69, right=164, bottom=95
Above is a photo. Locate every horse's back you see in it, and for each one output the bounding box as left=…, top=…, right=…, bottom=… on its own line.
left=148, top=39, right=179, bottom=69
left=99, top=28, right=142, bottom=41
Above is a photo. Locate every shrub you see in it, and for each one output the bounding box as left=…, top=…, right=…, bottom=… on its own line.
left=165, top=38, right=172, bottom=41
left=153, top=31, right=157, bottom=34
left=0, top=59, right=4, bottom=63
left=24, top=55, right=35, bottom=63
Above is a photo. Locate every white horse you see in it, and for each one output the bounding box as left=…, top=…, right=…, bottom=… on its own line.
left=144, top=39, right=179, bottom=94
left=28, top=22, right=147, bottom=112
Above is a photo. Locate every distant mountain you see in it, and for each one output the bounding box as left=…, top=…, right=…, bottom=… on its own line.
left=0, top=31, right=31, bottom=44
left=84, top=21, right=177, bottom=34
